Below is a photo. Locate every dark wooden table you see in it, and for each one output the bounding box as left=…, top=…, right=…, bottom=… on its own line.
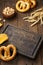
left=0, top=0, right=43, bottom=65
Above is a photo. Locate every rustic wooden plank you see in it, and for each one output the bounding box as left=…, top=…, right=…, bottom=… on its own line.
left=31, top=1, right=43, bottom=64
left=37, top=25, right=43, bottom=35
left=17, top=54, right=33, bottom=65
left=0, top=0, right=43, bottom=65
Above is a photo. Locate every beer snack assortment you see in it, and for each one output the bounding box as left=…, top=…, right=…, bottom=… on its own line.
left=0, top=0, right=43, bottom=62
left=0, top=0, right=36, bottom=27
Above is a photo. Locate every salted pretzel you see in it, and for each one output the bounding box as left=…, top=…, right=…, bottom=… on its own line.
left=0, top=44, right=16, bottom=61
left=16, top=1, right=30, bottom=12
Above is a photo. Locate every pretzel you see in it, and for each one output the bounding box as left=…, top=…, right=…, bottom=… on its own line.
left=0, top=44, right=16, bottom=61
left=22, top=0, right=36, bottom=8
left=30, top=0, right=36, bottom=8
left=16, top=1, right=30, bottom=12
left=0, top=46, right=7, bottom=61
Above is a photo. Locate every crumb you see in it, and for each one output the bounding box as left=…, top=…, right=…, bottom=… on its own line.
left=3, top=19, right=6, bottom=22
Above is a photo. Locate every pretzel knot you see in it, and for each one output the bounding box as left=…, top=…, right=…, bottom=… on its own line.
left=0, top=44, right=16, bottom=61
left=30, top=0, right=36, bottom=8
left=16, top=1, right=30, bottom=12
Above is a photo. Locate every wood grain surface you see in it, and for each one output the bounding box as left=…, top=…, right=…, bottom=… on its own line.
left=0, top=0, right=43, bottom=65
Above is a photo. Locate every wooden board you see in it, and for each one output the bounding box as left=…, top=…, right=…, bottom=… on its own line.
left=2, top=24, right=42, bottom=59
